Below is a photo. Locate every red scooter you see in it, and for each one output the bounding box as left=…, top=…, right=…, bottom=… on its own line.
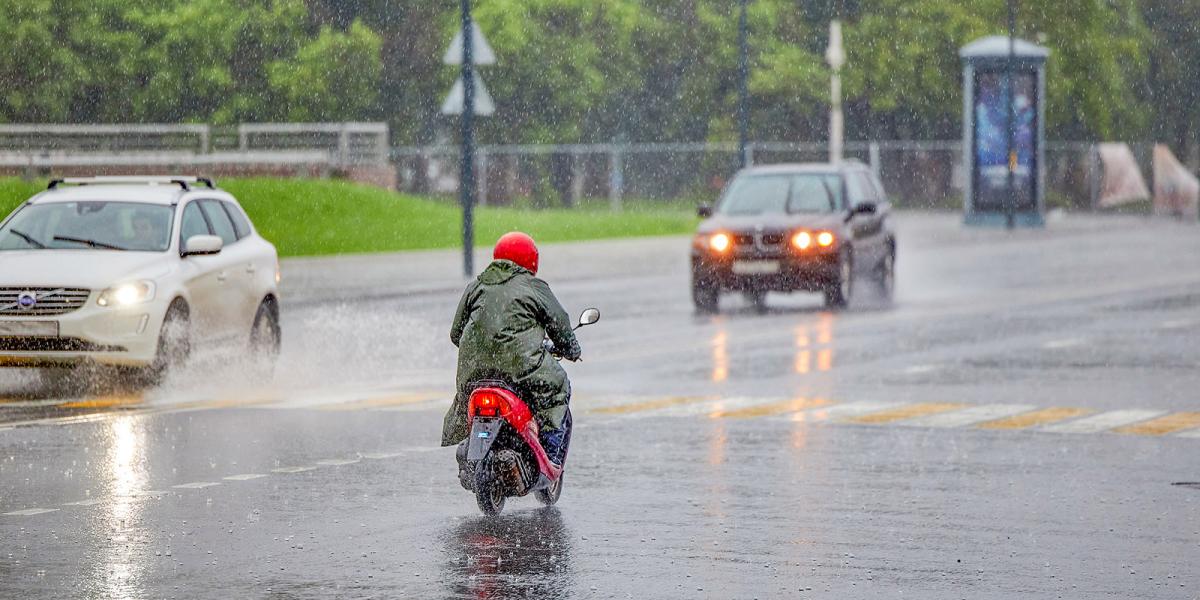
left=460, top=308, right=599, bottom=516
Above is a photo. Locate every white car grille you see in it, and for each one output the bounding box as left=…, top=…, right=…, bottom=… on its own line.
left=0, top=288, right=91, bottom=316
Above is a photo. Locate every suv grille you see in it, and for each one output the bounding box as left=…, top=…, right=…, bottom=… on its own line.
left=733, top=232, right=787, bottom=251
left=0, top=288, right=91, bottom=316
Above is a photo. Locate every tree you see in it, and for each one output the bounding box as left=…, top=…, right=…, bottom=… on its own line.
left=268, top=20, right=383, bottom=121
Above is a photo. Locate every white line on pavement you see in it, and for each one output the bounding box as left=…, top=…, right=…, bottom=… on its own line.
left=657, top=396, right=787, bottom=417
left=316, top=459, right=360, bottom=466
left=223, top=473, right=269, bottom=481
left=902, top=404, right=1038, bottom=428
left=1175, top=428, right=1200, bottom=439
left=1042, top=338, right=1084, bottom=349
left=360, top=452, right=404, bottom=459
left=902, top=364, right=939, bottom=374
left=4, top=508, right=59, bottom=516
left=1041, top=410, right=1168, bottom=434
left=62, top=499, right=104, bottom=507
left=272, top=466, right=317, bottom=474
left=792, top=401, right=909, bottom=422
left=172, top=482, right=221, bottom=489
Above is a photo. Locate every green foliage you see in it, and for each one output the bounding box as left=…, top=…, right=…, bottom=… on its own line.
left=267, top=20, right=382, bottom=122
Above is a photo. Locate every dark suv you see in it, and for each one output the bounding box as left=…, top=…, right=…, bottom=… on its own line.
left=691, top=161, right=895, bottom=312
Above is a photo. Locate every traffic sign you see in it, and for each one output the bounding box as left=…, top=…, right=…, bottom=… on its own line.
left=443, top=22, right=496, bottom=66
left=441, top=71, right=495, bottom=116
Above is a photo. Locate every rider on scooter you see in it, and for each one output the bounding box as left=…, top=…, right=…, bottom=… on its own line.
left=443, top=232, right=581, bottom=470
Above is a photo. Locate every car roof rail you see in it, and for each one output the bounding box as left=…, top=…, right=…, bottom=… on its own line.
left=46, top=176, right=217, bottom=191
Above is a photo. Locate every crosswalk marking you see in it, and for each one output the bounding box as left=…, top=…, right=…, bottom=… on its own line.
left=903, top=404, right=1038, bottom=428
left=1040, top=410, right=1167, bottom=434
left=588, top=396, right=713, bottom=415
left=846, top=402, right=968, bottom=424
left=711, top=397, right=832, bottom=419
left=976, top=407, right=1089, bottom=430
left=1114, top=412, right=1200, bottom=436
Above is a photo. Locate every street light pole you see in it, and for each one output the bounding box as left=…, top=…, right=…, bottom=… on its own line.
left=1005, top=0, right=1016, bottom=230
left=460, top=0, right=476, bottom=276
left=737, top=0, right=750, bottom=169
left=826, top=20, right=845, bottom=165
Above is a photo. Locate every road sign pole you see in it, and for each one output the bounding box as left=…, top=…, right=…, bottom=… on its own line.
left=737, top=0, right=749, bottom=169
left=460, top=0, right=476, bottom=277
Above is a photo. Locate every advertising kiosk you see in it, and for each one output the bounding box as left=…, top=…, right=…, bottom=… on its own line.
left=960, top=36, right=1049, bottom=226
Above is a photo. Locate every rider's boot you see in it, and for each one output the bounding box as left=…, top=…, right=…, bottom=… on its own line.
left=538, top=408, right=573, bottom=468
left=455, top=440, right=473, bottom=490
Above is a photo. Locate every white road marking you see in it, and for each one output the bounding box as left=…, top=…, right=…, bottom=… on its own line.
left=902, top=404, right=1038, bottom=428
left=62, top=499, right=104, bottom=507
left=1159, top=319, right=1199, bottom=329
left=361, top=452, right=404, bottom=460
left=792, top=401, right=909, bottom=422
left=129, top=490, right=169, bottom=497
left=223, top=473, right=269, bottom=481
left=902, top=364, right=939, bottom=374
left=1175, top=428, right=1200, bottom=439
left=316, top=458, right=360, bottom=466
left=272, top=466, right=316, bottom=474
left=1041, top=410, right=1168, bottom=434
left=1042, top=338, right=1084, bottom=349
left=4, top=508, right=59, bottom=516
left=172, top=482, right=220, bottom=489
left=656, top=396, right=787, bottom=417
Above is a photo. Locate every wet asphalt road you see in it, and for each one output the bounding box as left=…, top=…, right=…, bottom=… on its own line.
left=2, top=212, right=1199, bottom=599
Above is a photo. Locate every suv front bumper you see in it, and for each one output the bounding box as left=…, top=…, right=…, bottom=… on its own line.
left=692, top=248, right=841, bottom=292
left=0, top=295, right=167, bottom=368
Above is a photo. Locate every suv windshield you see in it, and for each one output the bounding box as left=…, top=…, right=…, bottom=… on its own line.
left=0, top=201, right=174, bottom=252
left=719, top=174, right=836, bottom=215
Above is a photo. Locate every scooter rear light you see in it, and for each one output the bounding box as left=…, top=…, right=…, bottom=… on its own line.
left=477, top=406, right=498, bottom=417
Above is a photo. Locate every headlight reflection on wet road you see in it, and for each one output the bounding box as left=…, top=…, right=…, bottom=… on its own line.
left=92, top=416, right=149, bottom=598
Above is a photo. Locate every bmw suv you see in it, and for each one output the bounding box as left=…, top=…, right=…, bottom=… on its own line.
left=691, top=162, right=895, bottom=312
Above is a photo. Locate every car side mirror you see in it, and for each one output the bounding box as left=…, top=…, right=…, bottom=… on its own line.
left=577, top=308, right=600, bottom=329
left=851, top=201, right=878, bottom=217
left=697, top=205, right=713, bottom=218
left=182, top=234, right=223, bottom=257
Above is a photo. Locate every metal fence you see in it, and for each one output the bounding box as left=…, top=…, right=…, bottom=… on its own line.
left=393, top=140, right=1128, bottom=210
left=0, top=122, right=390, bottom=168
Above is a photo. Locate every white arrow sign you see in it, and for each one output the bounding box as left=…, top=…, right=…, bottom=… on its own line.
left=440, top=71, right=495, bottom=116
left=443, top=22, right=496, bottom=66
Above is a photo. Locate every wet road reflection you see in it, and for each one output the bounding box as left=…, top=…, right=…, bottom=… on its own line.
left=710, top=324, right=728, bottom=383
left=441, top=509, right=573, bottom=599
left=89, top=416, right=149, bottom=598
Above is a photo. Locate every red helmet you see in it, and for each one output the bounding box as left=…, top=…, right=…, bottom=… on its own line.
left=493, top=232, right=539, bottom=274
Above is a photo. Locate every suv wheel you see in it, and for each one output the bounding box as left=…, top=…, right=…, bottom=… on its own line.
left=824, top=250, right=853, bottom=309
left=692, top=279, right=719, bottom=314
left=875, top=247, right=895, bottom=300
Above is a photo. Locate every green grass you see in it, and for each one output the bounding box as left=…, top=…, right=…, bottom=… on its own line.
left=0, top=177, right=699, bottom=257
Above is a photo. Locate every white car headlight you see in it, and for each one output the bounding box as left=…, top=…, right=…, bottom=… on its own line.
left=97, top=281, right=156, bottom=307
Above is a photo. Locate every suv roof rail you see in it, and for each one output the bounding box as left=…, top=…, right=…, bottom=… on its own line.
left=47, top=176, right=217, bottom=191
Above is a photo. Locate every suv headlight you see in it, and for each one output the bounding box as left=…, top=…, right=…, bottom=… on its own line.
left=97, top=281, right=156, bottom=307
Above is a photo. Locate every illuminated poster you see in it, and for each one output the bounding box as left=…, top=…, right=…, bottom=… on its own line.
left=973, top=70, right=1036, bottom=211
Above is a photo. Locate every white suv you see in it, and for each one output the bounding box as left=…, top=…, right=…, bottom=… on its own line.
left=0, top=176, right=280, bottom=380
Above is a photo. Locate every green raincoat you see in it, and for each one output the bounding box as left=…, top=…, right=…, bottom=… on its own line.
left=441, top=260, right=581, bottom=446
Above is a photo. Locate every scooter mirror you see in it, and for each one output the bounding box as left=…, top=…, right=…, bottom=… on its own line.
left=578, top=308, right=600, bottom=328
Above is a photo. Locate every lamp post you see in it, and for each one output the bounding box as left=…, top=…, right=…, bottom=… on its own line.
left=737, top=0, right=750, bottom=169
left=1005, top=0, right=1017, bottom=230
left=826, top=20, right=845, bottom=165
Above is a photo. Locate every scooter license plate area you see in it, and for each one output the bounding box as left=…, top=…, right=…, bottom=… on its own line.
left=467, top=417, right=504, bottom=461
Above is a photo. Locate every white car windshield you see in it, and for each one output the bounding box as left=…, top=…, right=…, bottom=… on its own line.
left=719, top=174, right=837, bottom=215
left=0, top=201, right=174, bottom=252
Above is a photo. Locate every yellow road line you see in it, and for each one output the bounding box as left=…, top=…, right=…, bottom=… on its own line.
left=1114, top=412, right=1200, bottom=436
left=976, top=407, right=1089, bottom=430
left=60, top=394, right=145, bottom=409
left=317, top=394, right=442, bottom=411
left=712, top=397, right=833, bottom=419
left=589, top=396, right=712, bottom=415
left=846, top=402, right=967, bottom=424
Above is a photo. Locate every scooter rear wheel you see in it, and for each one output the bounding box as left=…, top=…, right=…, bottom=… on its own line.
left=474, top=460, right=506, bottom=516
left=534, top=473, right=563, bottom=506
